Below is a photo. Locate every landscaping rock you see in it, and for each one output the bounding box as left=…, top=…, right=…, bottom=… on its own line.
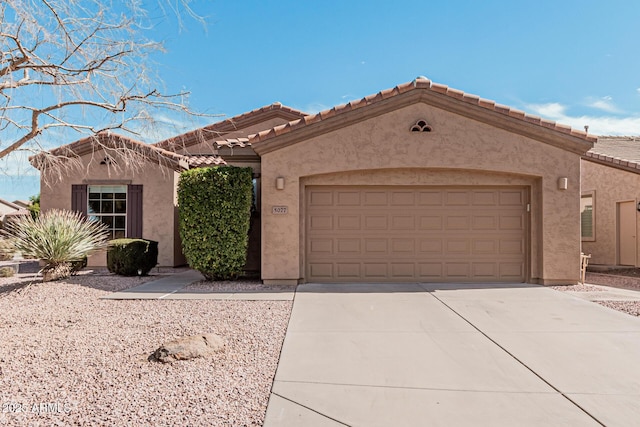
left=150, top=333, right=225, bottom=363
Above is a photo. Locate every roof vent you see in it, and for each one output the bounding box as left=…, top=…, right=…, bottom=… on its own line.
left=411, top=119, right=432, bottom=132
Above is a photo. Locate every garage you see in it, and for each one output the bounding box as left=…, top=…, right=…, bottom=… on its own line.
left=254, top=78, right=593, bottom=285
left=306, top=186, right=527, bottom=282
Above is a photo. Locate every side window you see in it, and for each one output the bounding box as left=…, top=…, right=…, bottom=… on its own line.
left=581, top=192, right=595, bottom=241
left=88, top=185, right=127, bottom=239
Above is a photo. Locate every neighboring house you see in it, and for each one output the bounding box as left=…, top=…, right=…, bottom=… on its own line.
left=33, top=78, right=596, bottom=284
left=581, top=137, right=640, bottom=267
left=12, top=200, right=30, bottom=209
left=0, top=198, right=28, bottom=226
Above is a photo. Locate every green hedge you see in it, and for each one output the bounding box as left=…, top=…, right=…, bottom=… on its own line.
left=178, top=166, right=253, bottom=280
left=107, top=238, right=158, bottom=276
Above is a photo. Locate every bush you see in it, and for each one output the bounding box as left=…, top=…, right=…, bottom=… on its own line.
left=0, top=238, right=15, bottom=261
left=178, top=166, right=253, bottom=280
left=107, top=238, right=158, bottom=276
left=0, top=267, right=14, bottom=278
left=4, top=209, right=108, bottom=281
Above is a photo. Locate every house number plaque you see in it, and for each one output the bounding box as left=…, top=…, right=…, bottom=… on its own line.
left=272, top=206, right=288, bottom=215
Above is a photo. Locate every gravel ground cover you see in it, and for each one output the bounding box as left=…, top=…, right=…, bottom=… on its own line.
left=585, top=272, right=640, bottom=291
left=552, top=275, right=640, bottom=318
left=0, top=266, right=292, bottom=426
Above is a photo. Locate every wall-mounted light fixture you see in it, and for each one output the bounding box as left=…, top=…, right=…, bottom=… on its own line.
left=276, top=176, right=285, bottom=190
left=557, top=177, right=568, bottom=190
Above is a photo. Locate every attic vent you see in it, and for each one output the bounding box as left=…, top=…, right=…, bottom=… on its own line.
left=100, top=157, right=115, bottom=165
left=410, top=120, right=432, bottom=132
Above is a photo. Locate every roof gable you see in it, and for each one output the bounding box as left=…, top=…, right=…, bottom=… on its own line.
left=29, top=132, right=191, bottom=172
left=251, top=78, right=596, bottom=156
left=583, top=136, right=640, bottom=174
left=154, top=103, right=307, bottom=151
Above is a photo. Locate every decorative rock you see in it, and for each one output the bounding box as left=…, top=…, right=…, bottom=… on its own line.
left=150, top=334, right=225, bottom=363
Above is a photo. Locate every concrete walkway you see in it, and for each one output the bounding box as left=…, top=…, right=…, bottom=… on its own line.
left=264, top=282, right=640, bottom=426
left=101, top=270, right=294, bottom=301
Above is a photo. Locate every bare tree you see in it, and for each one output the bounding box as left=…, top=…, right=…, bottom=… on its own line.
left=0, top=0, right=204, bottom=166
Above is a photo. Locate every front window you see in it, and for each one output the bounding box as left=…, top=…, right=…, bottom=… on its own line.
left=88, top=185, right=127, bottom=239
left=581, top=192, right=595, bottom=241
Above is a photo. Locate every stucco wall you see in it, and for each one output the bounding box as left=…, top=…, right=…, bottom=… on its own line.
left=260, top=102, right=582, bottom=284
left=581, top=159, right=640, bottom=266
left=40, top=150, right=180, bottom=267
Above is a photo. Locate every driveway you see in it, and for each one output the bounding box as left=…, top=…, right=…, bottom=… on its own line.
left=264, top=283, right=640, bottom=426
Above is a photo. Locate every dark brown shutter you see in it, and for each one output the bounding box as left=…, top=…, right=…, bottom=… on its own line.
left=71, top=184, right=88, bottom=217
left=127, top=185, right=143, bottom=238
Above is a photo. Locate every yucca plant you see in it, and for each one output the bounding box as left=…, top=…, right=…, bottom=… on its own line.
left=4, top=209, right=109, bottom=281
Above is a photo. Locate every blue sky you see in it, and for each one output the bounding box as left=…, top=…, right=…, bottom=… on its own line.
left=2, top=0, right=640, bottom=201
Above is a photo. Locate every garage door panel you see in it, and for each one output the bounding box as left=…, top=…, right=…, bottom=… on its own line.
left=391, top=238, right=415, bottom=253
left=306, top=186, right=526, bottom=283
left=337, top=215, right=361, bottom=230
left=364, top=215, right=387, bottom=229
left=472, top=262, right=497, bottom=278
left=309, top=263, right=333, bottom=278
left=391, top=263, right=415, bottom=277
left=364, top=191, right=388, bottom=205
left=309, top=190, right=333, bottom=206
left=419, top=262, right=443, bottom=278
left=337, top=263, right=360, bottom=278
left=418, top=191, right=443, bottom=206
left=446, top=239, right=470, bottom=254
left=336, top=191, right=361, bottom=206
left=392, top=215, right=415, bottom=229
left=419, top=239, right=443, bottom=254
left=309, top=238, right=333, bottom=255
left=337, top=239, right=360, bottom=254
left=446, top=216, right=470, bottom=230
left=309, top=214, right=333, bottom=230
left=472, top=191, right=498, bottom=205
left=364, top=239, right=388, bottom=254
left=445, top=191, right=469, bottom=206
left=473, top=239, right=497, bottom=254
left=364, top=263, right=388, bottom=278
left=420, top=216, right=443, bottom=230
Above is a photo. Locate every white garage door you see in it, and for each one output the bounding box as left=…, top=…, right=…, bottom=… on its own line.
left=305, top=186, right=527, bottom=282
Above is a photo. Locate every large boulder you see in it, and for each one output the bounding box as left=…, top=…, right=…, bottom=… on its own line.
left=150, top=334, right=225, bottom=363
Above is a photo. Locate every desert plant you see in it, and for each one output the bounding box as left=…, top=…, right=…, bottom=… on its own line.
left=178, top=166, right=253, bottom=280
left=0, top=238, right=16, bottom=261
left=107, top=239, right=158, bottom=276
left=0, top=267, right=14, bottom=277
left=4, top=209, right=108, bottom=281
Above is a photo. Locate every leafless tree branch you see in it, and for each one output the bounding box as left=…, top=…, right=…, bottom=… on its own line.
left=0, top=0, right=209, bottom=179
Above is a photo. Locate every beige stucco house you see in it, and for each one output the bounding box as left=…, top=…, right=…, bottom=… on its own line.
left=581, top=137, right=640, bottom=268
left=34, top=78, right=597, bottom=284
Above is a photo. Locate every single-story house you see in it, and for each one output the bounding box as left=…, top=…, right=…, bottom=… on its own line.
left=581, top=137, right=640, bottom=267
left=0, top=198, right=29, bottom=226
left=33, top=78, right=598, bottom=285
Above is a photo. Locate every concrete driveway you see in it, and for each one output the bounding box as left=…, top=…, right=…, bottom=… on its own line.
left=264, top=283, right=640, bottom=426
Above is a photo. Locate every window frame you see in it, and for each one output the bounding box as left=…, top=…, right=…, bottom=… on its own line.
left=87, top=184, right=128, bottom=240
left=581, top=191, right=595, bottom=242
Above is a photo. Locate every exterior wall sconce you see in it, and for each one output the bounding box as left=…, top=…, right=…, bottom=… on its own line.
left=276, top=176, right=285, bottom=190
left=558, top=177, right=568, bottom=190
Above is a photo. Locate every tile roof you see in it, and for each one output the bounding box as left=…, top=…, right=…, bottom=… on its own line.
left=249, top=77, right=597, bottom=153
left=155, top=103, right=307, bottom=151
left=29, top=132, right=190, bottom=171
left=583, top=136, right=640, bottom=173
left=186, top=155, right=227, bottom=168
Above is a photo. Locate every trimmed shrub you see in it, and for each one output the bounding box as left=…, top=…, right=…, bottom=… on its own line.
left=107, top=239, right=158, bottom=276
left=178, top=166, right=253, bottom=280
left=4, top=209, right=108, bottom=282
